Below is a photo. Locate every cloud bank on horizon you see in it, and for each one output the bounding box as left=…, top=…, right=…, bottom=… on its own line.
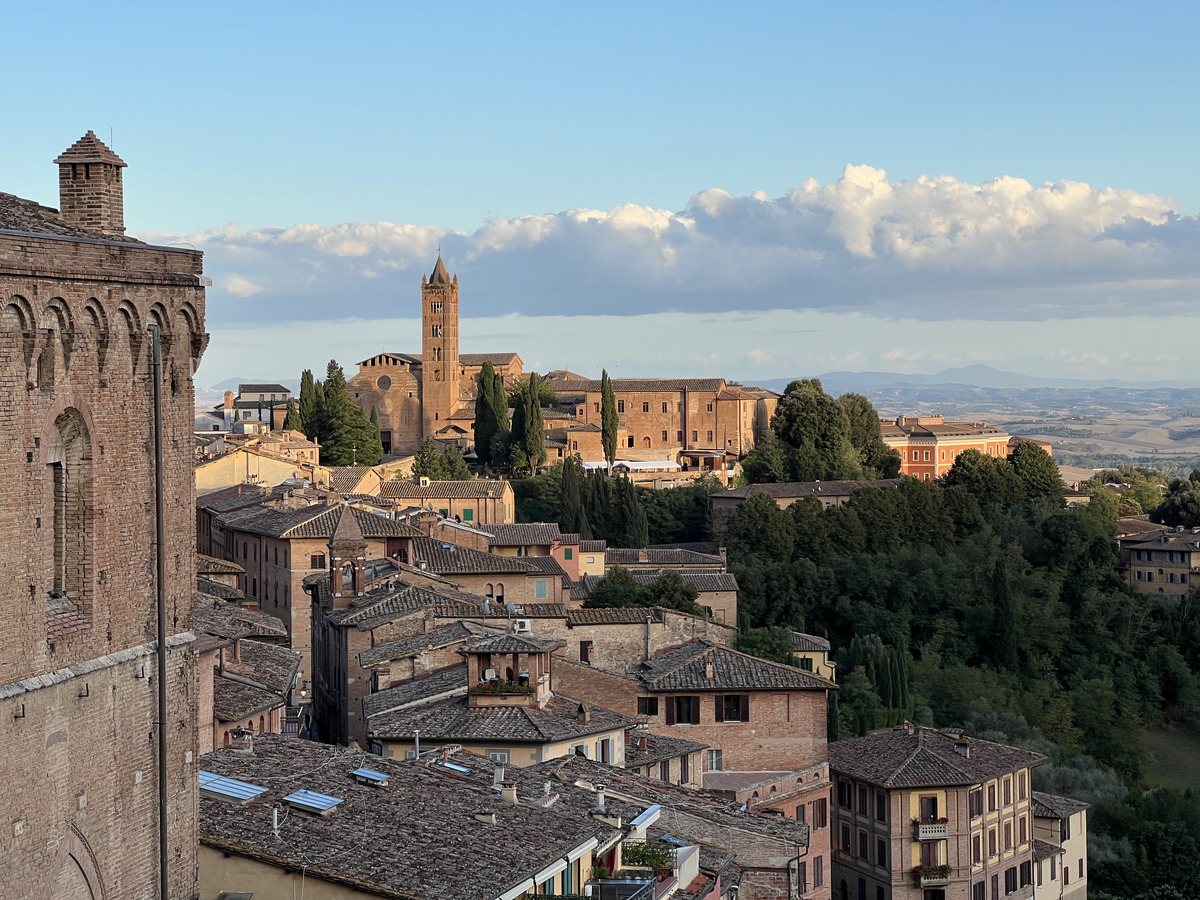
left=140, top=165, right=1200, bottom=328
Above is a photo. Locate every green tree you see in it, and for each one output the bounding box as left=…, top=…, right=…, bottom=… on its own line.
left=991, top=558, right=1020, bottom=671
left=507, top=374, right=557, bottom=408
left=318, top=360, right=365, bottom=466
left=283, top=397, right=302, bottom=432
left=412, top=437, right=448, bottom=480
left=360, top=406, right=384, bottom=466
left=587, top=469, right=612, bottom=540
left=840, top=665, right=881, bottom=736
left=610, top=475, right=649, bottom=548
left=510, top=389, right=527, bottom=468
left=1010, top=441, right=1063, bottom=503
left=741, top=437, right=791, bottom=484
left=770, top=379, right=862, bottom=481
left=839, top=392, right=902, bottom=477
left=643, top=571, right=704, bottom=615
left=582, top=566, right=646, bottom=608
left=601, top=369, right=618, bottom=470
left=473, top=361, right=502, bottom=465
left=559, top=456, right=591, bottom=539
left=298, top=369, right=320, bottom=440
left=737, top=627, right=798, bottom=666
left=524, top=373, right=547, bottom=475
left=443, top=444, right=471, bottom=479
left=1154, top=478, right=1200, bottom=528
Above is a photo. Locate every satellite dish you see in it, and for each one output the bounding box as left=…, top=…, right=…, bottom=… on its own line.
left=481, top=599, right=491, bottom=614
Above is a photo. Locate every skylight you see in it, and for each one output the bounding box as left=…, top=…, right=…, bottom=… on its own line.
left=351, top=767, right=390, bottom=786
left=199, top=770, right=268, bottom=805
left=283, top=788, right=344, bottom=815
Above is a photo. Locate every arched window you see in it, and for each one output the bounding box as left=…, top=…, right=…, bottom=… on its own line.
left=641, top=436, right=651, bottom=448
left=485, top=583, right=494, bottom=598
left=495, top=582, right=505, bottom=603
left=341, top=565, right=355, bottom=591
left=47, top=408, right=93, bottom=615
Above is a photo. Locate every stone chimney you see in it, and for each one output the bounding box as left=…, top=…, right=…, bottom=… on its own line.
left=229, top=727, right=254, bottom=756
left=500, top=781, right=518, bottom=806
left=55, top=131, right=127, bottom=235
left=224, top=391, right=235, bottom=410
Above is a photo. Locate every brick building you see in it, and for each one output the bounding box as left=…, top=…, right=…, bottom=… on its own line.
left=881, top=416, right=1013, bottom=481
left=0, top=132, right=205, bottom=899
left=553, top=639, right=835, bottom=772
left=346, top=256, right=523, bottom=455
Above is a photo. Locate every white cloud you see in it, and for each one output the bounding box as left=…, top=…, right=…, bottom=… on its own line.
left=137, top=164, right=1200, bottom=330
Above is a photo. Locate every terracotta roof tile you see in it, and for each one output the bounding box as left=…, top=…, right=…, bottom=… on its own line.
left=640, top=640, right=834, bottom=692
left=828, top=728, right=1045, bottom=788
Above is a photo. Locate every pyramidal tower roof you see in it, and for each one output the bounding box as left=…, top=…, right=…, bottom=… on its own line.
left=429, top=255, right=451, bottom=285
left=54, top=130, right=127, bottom=167
left=330, top=504, right=367, bottom=549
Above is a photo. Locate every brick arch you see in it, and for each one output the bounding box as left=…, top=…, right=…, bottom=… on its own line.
left=174, top=301, right=207, bottom=374
left=1, top=294, right=37, bottom=371
left=37, top=298, right=76, bottom=391
left=44, top=825, right=106, bottom=900
left=80, top=299, right=109, bottom=370
left=109, top=301, right=144, bottom=374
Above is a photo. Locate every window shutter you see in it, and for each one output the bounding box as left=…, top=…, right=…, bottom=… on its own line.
left=715, top=696, right=724, bottom=723
left=690, top=698, right=700, bottom=725
left=667, top=699, right=676, bottom=726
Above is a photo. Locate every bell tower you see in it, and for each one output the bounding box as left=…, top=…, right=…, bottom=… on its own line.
left=421, top=254, right=459, bottom=441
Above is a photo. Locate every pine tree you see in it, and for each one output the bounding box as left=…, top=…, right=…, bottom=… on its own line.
left=443, top=444, right=471, bottom=479
left=412, top=437, right=447, bottom=480
left=283, top=398, right=302, bottom=432
left=600, top=369, right=617, bottom=471
left=320, top=360, right=363, bottom=466
left=525, top=373, right=546, bottom=476
left=473, top=361, right=500, bottom=465
left=298, top=369, right=319, bottom=439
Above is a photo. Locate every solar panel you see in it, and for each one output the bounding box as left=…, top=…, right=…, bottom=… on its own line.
left=199, top=770, right=268, bottom=805
left=438, top=761, right=471, bottom=774
left=283, top=788, right=344, bottom=815
left=351, top=767, right=389, bottom=786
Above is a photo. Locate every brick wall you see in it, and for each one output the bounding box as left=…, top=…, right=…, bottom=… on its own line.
left=1, top=224, right=207, bottom=898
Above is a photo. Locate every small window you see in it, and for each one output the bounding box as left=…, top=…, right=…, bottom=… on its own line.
left=487, top=750, right=509, bottom=764
left=667, top=695, right=700, bottom=725
left=877, top=837, right=887, bottom=867
left=618, top=400, right=625, bottom=413
left=661, top=430, right=667, bottom=442
left=463, top=508, right=473, bottom=522
left=707, top=402, right=713, bottom=412
left=564, top=548, right=573, bottom=560
left=661, top=402, right=668, bottom=413
left=676, top=430, right=683, bottom=442
left=594, top=402, right=600, bottom=413
left=876, top=793, right=886, bottom=821
left=535, top=579, right=547, bottom=599
left=310, top=553, right=326, bottom=569
left=813, top=797, right=827, bottom=828
left=797, top=656, right=814, bottom=671
left=970, top=788, right=983, bottom=818
left=627, top=436, right=634, bottom=448
left=637, top=696, right=659, bottom=716
left=660, top=760, right=670, bottom=781
left=580, top=641, right=593, bottom=664
left=691, top=430, right=698, bottom=442
left=642, top=402, right=649, bottom=413
left=716, top=694, right=749, bottom=722
left=706, top=430, right=713, bottom=442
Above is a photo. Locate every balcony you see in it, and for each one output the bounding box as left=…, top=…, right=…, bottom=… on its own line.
left=914, top=821, right=949, bottom=840
left=913, top=865, right=951, bottom=887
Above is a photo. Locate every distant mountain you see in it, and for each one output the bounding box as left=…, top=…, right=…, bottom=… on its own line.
left=756, top=365, right=1200, bottom=394
left=201, top=377, right=301, bottom=393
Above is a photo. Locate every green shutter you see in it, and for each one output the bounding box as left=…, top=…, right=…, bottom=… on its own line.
left=463, top=508, right=474, bottom=522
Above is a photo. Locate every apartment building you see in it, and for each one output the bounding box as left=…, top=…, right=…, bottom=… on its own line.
left=881, top=417, right=1012, bottom=481
left=1118, top=526, right=1200, bottom=598
left=829, top=726, right=1046, bottom=900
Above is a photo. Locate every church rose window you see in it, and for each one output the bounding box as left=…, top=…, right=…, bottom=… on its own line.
left=377, top=375, right=392, bottom=390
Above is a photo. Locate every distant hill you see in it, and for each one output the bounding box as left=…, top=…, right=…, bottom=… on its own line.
left=757, top=365, right=1200, bottom=394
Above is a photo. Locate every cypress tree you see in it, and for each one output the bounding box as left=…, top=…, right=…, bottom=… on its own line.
left=473, top=361, right=500, bottom=465
left=587, top=470, right=612, bottom=541
left=612, top=476, right=648, bottom=548
left=357, top=406, right=384, bottom=466
left=283, top=398, right=302, bottom=432
left=560, top=457, right=591, bottom=539
left=313, top=380, right=326, bottom=445
left=298, top=369, right=318, bottom=439
left=511, top=389, right=527, bottom=469
left=600, top=369, right=617, bottom=471
left=525, top=373, right=546, bottom=476
left=992, top=557, right=1020, bottom=671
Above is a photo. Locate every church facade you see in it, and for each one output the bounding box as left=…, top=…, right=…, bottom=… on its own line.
left=347, top=256, right=522, bottom=455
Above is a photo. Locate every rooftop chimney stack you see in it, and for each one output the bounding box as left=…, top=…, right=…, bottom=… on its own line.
left=55, top=131, right=127, bottom=236
left=229, top=727, right=254, bottom=756
left=500, top=781, right=518, bottom=806
left=595, top=784, right=607, bottom=814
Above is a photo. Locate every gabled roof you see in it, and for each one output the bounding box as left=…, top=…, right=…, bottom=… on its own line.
left=566, top=607, right=664, bottom=626
left=327, top=582, right=487, bottom=629
left=379, top=479, right=511, bottom=501
left=480, top=522, right=565, bottom=546
left=1030, top=791, right=1091, bottom=818
left=219, top=503, right=421, bottom=540
left=828, top=728, right=1045, bottom=789
left=366, top=692, right=632, bottom=744
left=459, top=352, right=521, bottom=366
left=639, top=640, right=834, bottom=693
left=237, top=383, right=290, bottom=395
left=605, top=547, right=726, bottom=567
left=194, top=603, right=288, bottom=641
left=791, top=632, right=831, bottom=653
left=211, top=640, right=302, bottom=722
left=624, top=733, right=710, bottom=769
left=548, top=377, right=729, bottom=393
left=578, top=570, right=738, bottom=594
left=410, top=536, right=538, bottom=575
left=358, top=621, right=501, bottom=668
left=362, top=665, right=469, bottom=718
left=197, top=553, right=244, bottom=576
left=329, top=504, right=367, bottom=550
left=54, top=131, right=126, bottom=166
left=456, top=632, right=561, bottom=655
left=327, top=467, right=374, bottom=493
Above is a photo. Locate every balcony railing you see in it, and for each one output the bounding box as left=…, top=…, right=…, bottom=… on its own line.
left=914, top=822, right=949, bottom=839
left=913, top=865, right=951, bottom=887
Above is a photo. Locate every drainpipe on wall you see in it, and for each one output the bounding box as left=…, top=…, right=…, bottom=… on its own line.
left=149, top=324, right=169, bottom=900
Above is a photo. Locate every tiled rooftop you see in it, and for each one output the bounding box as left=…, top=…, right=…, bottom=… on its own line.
left=200, top=736, right=616, bottom=900
left=367, top=692, right=633, bottom=744
left=220, top=503, right=421, bottom=540
left=212, top=679, right=284, bottom=723
left=362, top=665, right=469, bottom=719
left=480, top=522, right=565, bottom=546
left=0, top=189, right=142, bottom=244
left=791, top=631, right=831, bottom=652
left=326, top=582, right=488, bottom=629
left=624, top=732, right=709, bottom=769
left=566, top=607, right=665, bottom=626
left=194, top=603, right=288, bottom=640
left=639, top=640, right=834, bottom=692
left=410, top=536, right=539, bottom=575
left=456, top=632, right=561, bottom=655
left=578, top=570, right=738, bottom=595
left=326, top=467, right=374, bottom=493
left=197, top=553, right=245, bottom=576
left=548, top=377, right=729, bottom=393
left=605, top=548, right=725, bottom=567
left=1031, top=790, right=1091, bottom=819
left=358, top=621, right=500, bottom=668
left=828, top=727, right=1045, bottom=788
left=379, top=479, right=510, bottom=500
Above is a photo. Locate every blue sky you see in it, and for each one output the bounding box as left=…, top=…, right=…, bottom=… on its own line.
left=6, top=2, right=1200, bottom=385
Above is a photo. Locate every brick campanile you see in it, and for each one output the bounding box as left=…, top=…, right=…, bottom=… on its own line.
left=54, top=130, right=127, bottom=235
left=420, top=254, right=459, bottom=441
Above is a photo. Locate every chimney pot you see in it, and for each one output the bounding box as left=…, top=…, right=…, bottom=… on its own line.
left=500, top=781, right=518, bottom=806
left=229, top=727, right=253, bottom=756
